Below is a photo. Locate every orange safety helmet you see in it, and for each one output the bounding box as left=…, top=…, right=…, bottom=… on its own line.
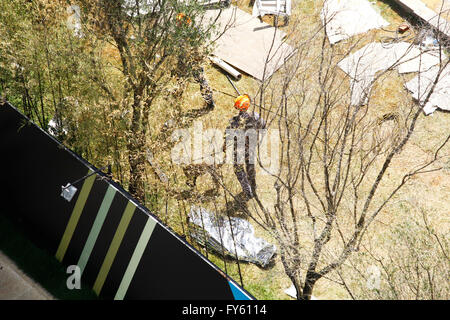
left=234, top=94, right=251, bottom=111
left=176, top=13, right=192, bottom=26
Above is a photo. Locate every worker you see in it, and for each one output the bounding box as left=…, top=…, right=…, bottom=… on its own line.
left=224, top=94, right=266, bottom=200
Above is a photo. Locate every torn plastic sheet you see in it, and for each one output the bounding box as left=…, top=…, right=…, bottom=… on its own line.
left=48, top=117, right=68, bottom=137
left=188, top=206, right=276, bottom=268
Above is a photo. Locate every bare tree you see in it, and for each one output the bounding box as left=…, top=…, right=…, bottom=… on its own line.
left=214, top=3, right=450, bottom=299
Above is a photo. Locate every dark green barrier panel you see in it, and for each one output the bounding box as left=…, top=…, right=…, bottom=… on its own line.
left=0, top=102, right=253, bottom=300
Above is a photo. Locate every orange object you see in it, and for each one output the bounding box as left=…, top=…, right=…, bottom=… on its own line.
left=234, top=94, right=251, bottom=111
left=176, top=13, right=192, bottom=26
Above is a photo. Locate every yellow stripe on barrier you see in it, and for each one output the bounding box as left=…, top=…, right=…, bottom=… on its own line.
left=55, top=170, right=96, bottom=262
left=93, top=201, right=136, bottom=295
left=114, top=217, right=157, bottom=300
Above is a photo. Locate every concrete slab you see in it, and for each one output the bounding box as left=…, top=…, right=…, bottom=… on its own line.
left=0, top=251, right=53, bottom=300
left=204, top=6, right=295, bottom=81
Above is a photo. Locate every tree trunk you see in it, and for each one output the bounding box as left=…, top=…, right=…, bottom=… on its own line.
left=127, top=108, right=147, bottom=204
left=194, top=67, right=215, bottom=110
left=128, top=143, right=147, bottom=204
left=299, top=272, right=320, bottom=300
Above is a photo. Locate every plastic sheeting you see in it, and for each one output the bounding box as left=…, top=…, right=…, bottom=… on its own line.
left=321, top=0, right=389, bottom=44
left=48, top=117, right=68, bottom=137
left=188, top=206, right=276, bottom=268
left=122, top=0, right=156, bottom=16
left=67, top=5, right=82, bottom=37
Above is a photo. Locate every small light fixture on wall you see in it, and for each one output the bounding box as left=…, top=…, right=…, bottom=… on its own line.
left=61, top=183, right=78, bottom=202
left=61, top=164, right=111, bottom=202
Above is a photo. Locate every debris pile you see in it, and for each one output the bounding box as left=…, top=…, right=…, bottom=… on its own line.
left=204, top=6, right=295, bottom=80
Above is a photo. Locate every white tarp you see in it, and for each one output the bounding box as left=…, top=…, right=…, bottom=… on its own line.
left=321, top=0, right=389, bottom=44
left=398, top=46, right=446, bottom=74
left=338, top=42, right=447, bottom=106
left=338, top=42, right=401, bottom=106
left=405, top=63, right=450, bottom=115
left=123, top=0, right=156, bottom=16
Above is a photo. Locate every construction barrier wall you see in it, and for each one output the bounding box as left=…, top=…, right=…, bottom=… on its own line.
left=0, top=102, right=253, bottom=300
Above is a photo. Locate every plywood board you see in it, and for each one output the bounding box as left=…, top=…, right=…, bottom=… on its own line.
left=204, top=6, right=295, bottom=81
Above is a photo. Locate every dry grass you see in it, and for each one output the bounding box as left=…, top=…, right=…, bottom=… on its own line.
left=423, top=0, right=450, bottom=22
left=143, top=0, right=450, bottom=300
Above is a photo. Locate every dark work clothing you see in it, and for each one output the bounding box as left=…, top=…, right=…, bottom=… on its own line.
left=233, top=154, right=257, bottom=199
left=227, top=110, right=266, bottom=133
left=224, top=111, right=266, bottom=199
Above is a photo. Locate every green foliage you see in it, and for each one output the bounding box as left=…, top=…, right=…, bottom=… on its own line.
left=0, top=0, right=216, bottom=201
left=245, top=282, right=279, bottom=300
